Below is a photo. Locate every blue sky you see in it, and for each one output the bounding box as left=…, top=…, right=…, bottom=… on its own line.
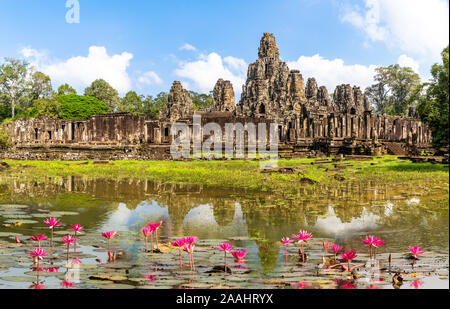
left=0, top=0, right=448, bottom=98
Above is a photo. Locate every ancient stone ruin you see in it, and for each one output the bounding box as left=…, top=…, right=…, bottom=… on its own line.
left=211, top=79, right=235, bottom=113
left=1, top=33, right=433, bottom=161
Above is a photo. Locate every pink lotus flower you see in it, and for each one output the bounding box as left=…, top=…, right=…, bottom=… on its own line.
left=102, top=231, right=117, bottom=240
left=171, top=238, right=186, bottom=269
left=148, top=221, right=162, bottom=230
left=219, top=243, right=234, bottom=273
left=410, top=280, right=423, bottom=289
left=281, top=237, right=294, bottom=264
left=171, top=238, right=185, bottom=248
left=30, top=247, right=48, bottom=270
left=148, top=221, right=163, bottom=250
left=70, top=224, right=83, bottom=234
left=29, top=283, right=45, bottom=289
left=409, top=245, right=424, bottom=259
left=184, top=244, right=196, bottom=271
left=374, top=238, right=385, bottom=247
left=340, top=282, right=357, bottom=289
left=102, top=230, right=117, bottom=253
left=143, top=274, right=157, bottom=282
left=363, top=235, right=385, bottom=260
left=322, top=241, right=331, bottom=263
left=331, top=244, right=342, bottom=252
left=71, top=258, right=82, bottom=265
left=62, top=235, right=77, bottom=244
left=60, top=280, right=75, bottom=288
left=142, top=226, right=154, bottom=252
left=281, top=237, right=294, bottom=246
left=362, top=235, right=377, bottom=247
left=142, top=226, right=153, bottom=238
left=340, top=250, right=357, bottom=261
left=323, top=241, right=330, bottom=253
left=292, top=230, right=312, bottom=263
left=292, top=230, right=312, bottom=242
left=30, top=247, right=48, bottom=259
left=184, top=244, right=195, bottom=254
left=44, top=217, right=61, bottom=247
left=62, top=235, right=77, bottom=262
left=44, top=217, right=61, bottom=229
left=218, top=243, right=234, bottom=253
left=231, top=250, right=247, bottom=263
left=293, top=281, right=312, bottom=289
left=331, top=244, right=342, bottom=261
left=340, top=250, right=358, bottom=272
left=184, top=236, right=199, bottom=245
left=30, top=234, right=47, bottom=247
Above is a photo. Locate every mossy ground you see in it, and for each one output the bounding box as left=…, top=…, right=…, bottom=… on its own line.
left=1, top=156, right=448, bottom=194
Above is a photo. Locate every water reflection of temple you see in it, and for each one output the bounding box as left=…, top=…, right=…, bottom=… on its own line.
left=1, top=177, right=446, bottom=271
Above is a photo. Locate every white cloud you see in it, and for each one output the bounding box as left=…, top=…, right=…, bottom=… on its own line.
left=20, top=46, right=134, bottom=94
left=137, top=71, right=163, bottom=86
left=20, top=47, right=46, bottom=62
left=397, top=54, right=420, bottom=73
left=341, top=0, right=449, bottom=60
left=175, top=52, right=247, bottom=97
left=180, top=43, right=197, bottom=51
left=288, top=54, right=378, bottom=92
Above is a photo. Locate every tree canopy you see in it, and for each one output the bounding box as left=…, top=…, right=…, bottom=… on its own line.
left=189, top=91, right=213, bottom=110
left=365, top=65, right=422, bottom=116
left=57, top=83, right=77, bottom=96
left=84, top=79, right=120, bottom=112
left=0, top=58, right=30, bottom=118
left=417, top=46, right=449, bottom=148
left=58, top=95, right=110, bottom=120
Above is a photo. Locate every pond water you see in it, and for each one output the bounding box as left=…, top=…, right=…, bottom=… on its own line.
left=0, top=177, right=448, bottom=289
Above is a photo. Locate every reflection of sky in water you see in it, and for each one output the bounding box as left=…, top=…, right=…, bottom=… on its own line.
left=183, top=204, right=218, bottom=232
left=99, top=201, right=248, bottom=238
left=407, top=198, right=420, bottom=205
left=99, top=201, right=169, bottom=232
left=313, top=206, right=380, bottom=237
left=384, top=202, right=394, bottom=216
left=183, top=203, right=248, bottom=237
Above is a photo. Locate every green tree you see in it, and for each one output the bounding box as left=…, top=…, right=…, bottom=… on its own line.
left=84, top=79, right=120, bottom=111
left=30, top=98, right=63, bottom=119
left=366, top=65, right=422, bottom=116
left=0, top=93, right=11, bottom=121
left=385, top=65, right=422, bottom=115
left=58, top=95, right=109, bottom=119
left=143, top=92, right=168, bottom=119
left=0, top=123, right=10, bottom=149
left=0, top=58, right=29, bottom=118
left=189, top=91, right=213, bottom=110
left=28, top=71, right=53, bottom=102
left=118, top=91, right=144, bottom=114
left=57, top=83, right=77, bottom=96
left=365, top=67, right=390, bottom=114
left=417, top=46, right=449, bottom=148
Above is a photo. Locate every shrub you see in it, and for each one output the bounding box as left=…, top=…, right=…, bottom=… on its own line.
left=0, top=123, right=11, bottom=149
left=58, top=95, right=109, bottom=120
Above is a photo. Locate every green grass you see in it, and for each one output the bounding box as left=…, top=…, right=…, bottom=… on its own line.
left=1, top=156, right=448, bottom=193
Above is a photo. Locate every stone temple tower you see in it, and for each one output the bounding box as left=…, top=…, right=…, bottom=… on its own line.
left=211, top=79, right=235, bottom=113
left=237, top=33, right=308, bottom=119
left=159, top=81, right=194, bottom=122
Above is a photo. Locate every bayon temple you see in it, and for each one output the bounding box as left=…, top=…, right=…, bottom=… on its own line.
left=3, top=33, right=432, bottom=160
